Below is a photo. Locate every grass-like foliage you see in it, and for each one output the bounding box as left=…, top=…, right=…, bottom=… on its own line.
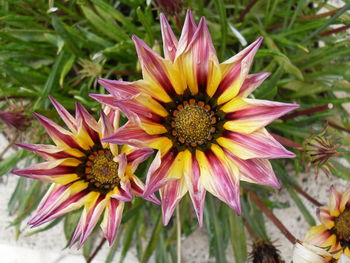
left=0, top=0, right=350, bottom=262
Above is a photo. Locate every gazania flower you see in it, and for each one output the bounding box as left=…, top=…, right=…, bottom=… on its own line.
left=304, top=186, right=350, bottom=259
left=91, top=11, right=298, bottom=226
left=292, top=241, right=332, bottom=263
left=12, top=97, right=158, bottom=247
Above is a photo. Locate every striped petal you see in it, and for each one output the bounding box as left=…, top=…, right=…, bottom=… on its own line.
left=222, top=98, right=299, bottom=134
left=304, top=225, right=332, bottom=246
left=196, top=144, right=241, bottom=214
left=125, top=147, right=154, bottom=173
left=143, top=150, right=182, bottom=197
left=329, top=185, right=341, bottom=217
left=70, top=193, right=107, bottom=248
left=218, top=128, right=295, bottom=160
left=49, top=96, right=77, bottom=133
left=98, top=79, right=142, bottom=98
left=183, top=150, right=206, bottom=226
left=100, top=109, right=118, bottom=155
left=317, top=207, right=334, bottom=229
left=176, top=17, right=220, bottom=96
left=34, top=113, right=85, bottom=152
left=176, top=10, right=197, bottom=58
left=103, top=121, right=173, bottom=155
left=133, top=35, right=185, bottom=96
left=160, top=177, right=187, bottom=225
left=28, top=182, right=87, bottom=225
left=160, top=13, right=178, bottom=62
left=129, top=175, right=160, bottom=205
left=215, top=37, right=263, bottom=105
left=75, top=102, right=99, bottom=145
left=100, top=198, right=124, bottom=245
left=15, top=143, right=73, bottom=160
left=225, top=150, right=281, bottom=189
left=29, top=182, right=90, bottom=227
left=339, top=187, right=350, bottom=213
left=237, top=72, right=271, bottom=98
left=12, top=159, right=80, bottom=183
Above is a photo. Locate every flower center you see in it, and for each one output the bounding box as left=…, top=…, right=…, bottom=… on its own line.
left=334, top=207, right=350, bottom=242
left=170, top=99, right=218, bottom=147
left=82, top=148, right=120, bottom=192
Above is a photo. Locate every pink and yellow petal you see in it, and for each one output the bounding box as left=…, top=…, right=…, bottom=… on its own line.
left=237, top=72, right=271, bottom=98
left=183, top=150, right=206, bottom=226
left=175, top=10, right=197, bottom=58
left=225, top=151, right=281, bottom=189
left=160, top=177, right=187, bottom=225
left=222, top=98, right=299, bottom=134
left=339, top=187, right=350, bottom=213
left=160, top=13, right=178, bottom=62
left=304, top=225, right=331, bottom=246
left=215, top=37, right=263, bottom=105
left=317, top=207, right=335, bottom=229
left=129, top=175, right=160, bottom=204
left=133, top=35, right=185, bottom=96
left=101, top=198, right=124, bottom=245
left=49, top=96, right=77, bottom=133
left=16, top=143, right=72, bottom=160
left=176, top=17, right=220, bottom=96
left=329, top=185, right=341, bottom=216
left=217, top=128, right=295, bottom=160
left=103, top=121, right=172, bottom=155
left=196, top=144, right=241, bottom=214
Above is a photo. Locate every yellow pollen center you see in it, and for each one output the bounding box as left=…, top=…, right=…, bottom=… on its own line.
left=85, top=150, right=119, bottom=188
left=334, top=208, right=350, bottom=242
left=174, top=104, right=212, bottom=144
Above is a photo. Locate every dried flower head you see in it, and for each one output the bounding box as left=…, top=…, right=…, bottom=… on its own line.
left=303, top=125, right=342, bottom=176
left=0, top=110, right=30, bottom=131
left=250, top=239, right=284, bottom=263
left=155, top=0, right=183, bottom=16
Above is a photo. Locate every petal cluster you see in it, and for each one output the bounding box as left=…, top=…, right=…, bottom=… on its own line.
left=304, top=186, right=350, bottom=259
left=12, top=97, right=157, bottom=247
left=93, top=10, right=298, bottom=226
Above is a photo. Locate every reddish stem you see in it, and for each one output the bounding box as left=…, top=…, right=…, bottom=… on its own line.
left=320, top=25, right=350, bottom=36
left=87, top=238, right=106, bottom=263
left=237, top=0, right=259, bottom=23
left=270, top=132, right=302, bottom=149
left=249, top=191, right=297, bottom=244
left=281, top=104, right=332, bottom=120
left=327, top=120, right=350, bottom=134
left=293, top=185, right=323, bottom=207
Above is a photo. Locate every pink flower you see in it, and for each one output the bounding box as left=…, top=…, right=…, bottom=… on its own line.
left=92, top=11, right=298, bottom=226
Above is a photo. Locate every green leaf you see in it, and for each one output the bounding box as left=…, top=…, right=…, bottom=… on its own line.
left=141, top=211, right=162, bottom=263
left=228, top=212, right=247, bottom=263
left=136, top=7, right=154, bottom=46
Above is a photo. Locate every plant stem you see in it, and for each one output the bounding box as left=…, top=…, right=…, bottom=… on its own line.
left=237, top=0, right=259, bottom=23
left=248, top=191, right=297, bottom=244
left=270, top=132, right=302, bottom=150
left=0, top=133, right=19, bottom=160
left=87, top=238, right=106, bottom=263
left=281, top=104, right=332, bottom=120
left=327, top=120, right=350, bottom=134
left=320, top=25, right=350, bottom=36
left=293, top=185, right=323, bottom=207
left=176, top=205, right=181, bottom=263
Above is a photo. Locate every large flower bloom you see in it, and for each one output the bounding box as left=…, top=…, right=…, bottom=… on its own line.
left=304, top=186, right=350, bottom=259
left=12, top=97, right=158, bottom=247
left=92, top=11, right=298, bottom=226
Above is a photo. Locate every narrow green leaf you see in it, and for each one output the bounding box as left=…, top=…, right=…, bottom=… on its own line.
left=228, top=212, right=247, bottom=263
left=136, top=7, right=154, bottom=46
left=141, top=211, right=162, bottom=263
left=213, top=0, right=227, bottom=60
left=119, top=213, right=139, bottom=263
left=286, top=186, right=316, bottom=226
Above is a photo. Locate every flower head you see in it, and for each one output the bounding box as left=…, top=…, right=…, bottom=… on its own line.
left=12, top=97, right=158, bottom=247
left=250, top=239, right=283, bottom=263
left=0, top=110, right=30, bottom=131
left=303, top=125, right=342, bottom=176
left=292, top=242, right=332, bottom=263
left=92, top=11, right=298, bottom=226
left=304, top=186, right=350, bottom=259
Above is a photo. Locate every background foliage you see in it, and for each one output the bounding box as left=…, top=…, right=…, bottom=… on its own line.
left=0, top=0, right=350, bottom=262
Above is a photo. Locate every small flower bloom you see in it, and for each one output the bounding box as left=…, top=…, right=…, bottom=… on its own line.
left=155, top=0, right=183, bottom=16
left=92, top=11, right=298, bottom=226
left=12, top=97, right=158, bottom=248
left=303, top=126, right=342, bottom=176
left=250, top=239, right=283, bottom=263
left=292, top=242, right=332, bottom=263
left=304, top=186, right=350, bottom=259
left=0, top=110, right=30, bottom=131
